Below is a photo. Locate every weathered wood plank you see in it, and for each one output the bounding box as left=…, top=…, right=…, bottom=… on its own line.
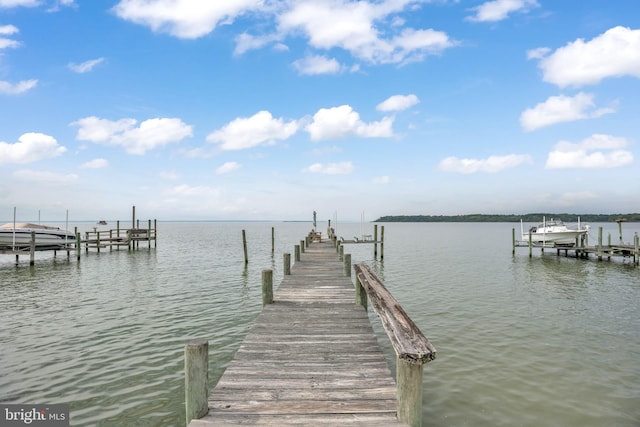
left=354, top=264, right=436, bottom=364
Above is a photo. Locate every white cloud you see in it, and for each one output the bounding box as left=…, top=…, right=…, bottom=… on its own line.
left=466, top=0, right=539, bottom=23
left=0, top=132, right=67, bottom=164
left=278, top=2, right=456, bottom=65
left=377, top=94, right=419, bottom=112
left=303, top=161, right=353, bottom=174
left=536, top=26, right=640, bottom=87
left=0, top=25, right=18, bottom=35
left=206, top=110, right=299, bottom=151
left=71, top=116, right=193, bottom=155
left=306, top=105, right=393, bottom=141
left=372, top=175, right=390, bottom=184
left=0, top=79, right=38, bottom=94
left=113, top=1, right=457, bottom=66
left=68, top=57, right=105, bottom=73
left=12, top=169, right=78, bottom=184
left=0, top=0, right=39, bottom=8
left=438, top=154, right=532, bottom=173
left=234, top=32, right=280, bottom=56
left=545, top=134, right=633, bottom=169
left=0, top=24, right=20, bottom=49
left=293, top=54, right=342, bottom=75
left=520, top=92, right=615, bottom=131
left=112, top=0, right=263, bottom=39
left=216, top=161, right=241, bottom=175
left=80, top=158, right=108, bottom=169
left=526, top=47, right=549, bottom=60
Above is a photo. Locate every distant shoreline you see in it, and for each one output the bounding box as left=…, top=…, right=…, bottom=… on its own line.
left=374, top=213, right=640, bottom=222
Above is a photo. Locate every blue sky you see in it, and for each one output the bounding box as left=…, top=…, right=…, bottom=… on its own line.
left=1, top=0, right=639, bottom=222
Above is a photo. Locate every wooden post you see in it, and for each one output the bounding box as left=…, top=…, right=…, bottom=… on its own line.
left=148, top=219, right=152, bottom=249
left=528, top=231, right=532, bottom=258
left=339, top=244, right=344, bottom=261
left=597, top=226, right=603, bottom=261
left=76, top=231, right=81, bottom=261
left=355, top=273, right=367, bottom=311
left=512, top=228, right=515, bottom=256
left=634, top=234, right=639, bottom=266
left=96, top=231, right=101, bottom=253
left=396, top=358, right=424, bottom=427
left=262, top=269, right=273, bottom=306
left=132, top=205, right=136, bottom=229
left=109, top=230, right=113, bottom=252
left=184, top=339, right=208, bottom=426
left=117, top=220, right=121, bottom=251
left=242, top=229, right=248, bottom=265
left=300, top=239, right=305, bottom=253
left=294, top=244, right=300, bottom=262
left=374, top=224, right=378, bottom=259
left=344, top=253, right=351, bottom=277
left=154, top=219, right=157, bottom=248
left=30, top=231, right=36, bottom=266
left=380, top=226, right=385, bottom=260
left=283, top=253, right=291, bottom=275
left=271, top=227, right=275, bottom=254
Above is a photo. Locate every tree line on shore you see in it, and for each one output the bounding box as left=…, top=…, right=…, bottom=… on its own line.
left=374, top=213, right=640, bottom=223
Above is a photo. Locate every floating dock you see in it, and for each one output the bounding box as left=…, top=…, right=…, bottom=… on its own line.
left=185, top=236, right=435, bottom=426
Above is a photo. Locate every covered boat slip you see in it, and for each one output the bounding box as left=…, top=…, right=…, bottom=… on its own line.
left=186, top=238, right=435, bottom=426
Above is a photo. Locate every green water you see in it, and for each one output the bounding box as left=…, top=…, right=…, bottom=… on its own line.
left=1, top=221, right=638, bottom=426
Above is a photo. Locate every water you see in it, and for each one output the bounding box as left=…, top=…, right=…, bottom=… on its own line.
left=1, top=221, right=638, bottom=426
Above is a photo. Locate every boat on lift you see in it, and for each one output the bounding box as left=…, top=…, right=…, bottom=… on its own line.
left=0, top=222, right=76, bottom=249
left=521, top=217, right=590, bottom=246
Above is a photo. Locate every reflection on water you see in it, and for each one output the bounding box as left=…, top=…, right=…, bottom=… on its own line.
left=1, top=221, right=639, bottom=426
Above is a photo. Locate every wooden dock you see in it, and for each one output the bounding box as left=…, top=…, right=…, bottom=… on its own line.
left=186, top=237, right=435, bottom=426
left=512, top=226, right=640, bottom=266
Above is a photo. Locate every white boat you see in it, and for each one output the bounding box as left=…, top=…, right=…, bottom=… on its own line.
left=521, top=217, right=590, bottom=245
left=0, top=222, right=76, bottom=248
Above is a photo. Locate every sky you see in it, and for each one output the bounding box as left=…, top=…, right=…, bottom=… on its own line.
left=0, top=0, right=639, bottom=222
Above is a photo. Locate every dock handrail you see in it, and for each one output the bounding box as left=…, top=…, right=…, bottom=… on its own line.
left=353, top=263, right=436, bottom=427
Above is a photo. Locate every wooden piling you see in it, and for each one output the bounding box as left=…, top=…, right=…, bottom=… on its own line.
left=283, top=253, right=291, bottom=275
left=262, top=269, right=273, bottom=306
left=343, top=253, right=351, bottom=277
left=184, top=339, right=208, bottom=426
left=76, top=231, right=81, bottom=261
left=30, top=231, right=35, bottom=266
left=294, top=244, right=300, bottom=262
left=597, top=226, right=603, bottom=261
left=355, top=272, right=368, bottom=311
left=380, top=225, right=385, bottom=260
left=242, top=230, right=248, bottom=265
left=397, top=359, right=424, bottom=427
left=374, top=224, right=378, bottom=258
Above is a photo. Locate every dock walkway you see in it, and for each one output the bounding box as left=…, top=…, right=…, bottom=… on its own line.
left=190, top=239, right=407, bottom=426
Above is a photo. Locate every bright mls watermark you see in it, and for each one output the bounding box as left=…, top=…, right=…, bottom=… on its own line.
left=0, top=404, right=69, bottom=426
